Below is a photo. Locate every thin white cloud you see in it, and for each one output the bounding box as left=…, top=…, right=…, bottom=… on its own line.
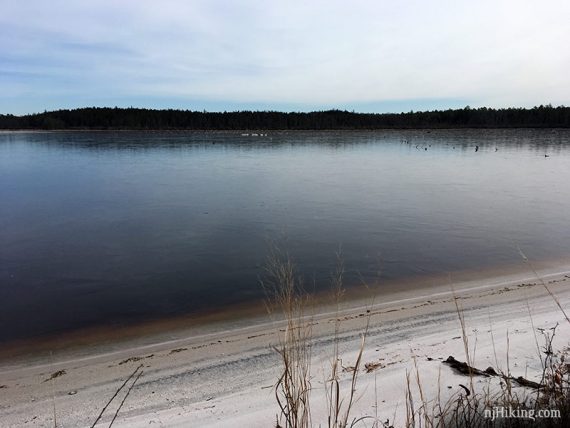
left=0, top=0, right=568, bottom=113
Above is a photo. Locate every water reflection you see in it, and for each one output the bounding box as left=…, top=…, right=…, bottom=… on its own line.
left=0, top=129, right=569, bottom=341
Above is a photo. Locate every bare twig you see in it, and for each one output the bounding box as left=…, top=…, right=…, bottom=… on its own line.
left=108, top=369, right=144, bottom=427
left=90, top=364, right=143, bottom=428
left=518, top=246, right=570, bottom=325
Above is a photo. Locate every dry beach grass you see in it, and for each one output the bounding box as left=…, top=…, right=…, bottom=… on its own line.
left=265, top=252, right=570, bottom=428
left=0, top=259, right=569, bottom=427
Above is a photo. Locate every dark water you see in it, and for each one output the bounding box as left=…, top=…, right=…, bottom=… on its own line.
left=1, top=129, right=569, bottom=342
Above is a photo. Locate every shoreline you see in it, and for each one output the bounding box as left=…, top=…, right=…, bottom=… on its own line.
left=1, top=260, right=569, bottom=426
left=1, top=257, right=568, bottom=366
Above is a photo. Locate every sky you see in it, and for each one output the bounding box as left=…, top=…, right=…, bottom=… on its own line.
left=1, top=0, right=569, bottom=115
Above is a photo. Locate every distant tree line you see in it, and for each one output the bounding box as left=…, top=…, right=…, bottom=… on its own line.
left=0, top=105, right=569, bottom=130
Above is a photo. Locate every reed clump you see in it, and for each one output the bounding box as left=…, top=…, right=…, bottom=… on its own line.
left=264, top=250, right=368, bottom=428
left=266, top=251, right=570, bottom=428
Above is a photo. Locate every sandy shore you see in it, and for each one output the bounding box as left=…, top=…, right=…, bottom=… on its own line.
left=1, top=261, right=569, bottom=427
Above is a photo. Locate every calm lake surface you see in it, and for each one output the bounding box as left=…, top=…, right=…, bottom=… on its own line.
left=1, top=129, right=569, bottom=342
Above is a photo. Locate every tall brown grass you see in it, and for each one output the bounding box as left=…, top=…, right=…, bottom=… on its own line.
left=263, top=249, right=313, bottom=428
left=265, top=250, right=570, bottom=428
left=402, top=255, right=570, bottom=428
left=264, top=249, right=369, bottom=428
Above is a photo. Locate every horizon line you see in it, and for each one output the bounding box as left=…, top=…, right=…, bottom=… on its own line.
left=2, top=103, right=568, bottom=117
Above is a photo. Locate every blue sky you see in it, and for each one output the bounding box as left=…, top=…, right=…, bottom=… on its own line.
left=1, top=0, right=569, bottom=115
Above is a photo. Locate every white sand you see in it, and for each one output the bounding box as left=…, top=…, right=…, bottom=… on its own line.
left=1, top=263, right=569, bottom=427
